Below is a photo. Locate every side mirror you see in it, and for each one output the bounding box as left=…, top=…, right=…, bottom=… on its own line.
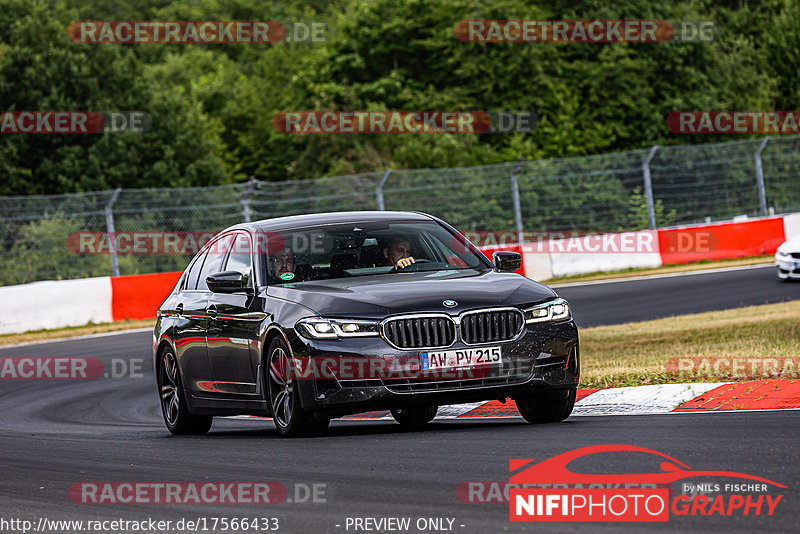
left=207, top=271, right=249, bottom=293
left=493, top=251, right=522, bottom=271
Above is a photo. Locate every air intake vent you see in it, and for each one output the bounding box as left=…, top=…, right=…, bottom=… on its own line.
left=382, top=316, right=456, bottom=349
left=461, top=309, right=524, bottom=344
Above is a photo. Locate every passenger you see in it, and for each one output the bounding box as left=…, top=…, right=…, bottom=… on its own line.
left=383, top=237, right=415, bottom=270
left=269, top=247, right=297, bottom=282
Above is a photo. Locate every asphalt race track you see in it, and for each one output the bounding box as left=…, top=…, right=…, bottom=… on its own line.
left=1, top=264, right=798, bottom=533
left=555, top=264, right=799, bottom=327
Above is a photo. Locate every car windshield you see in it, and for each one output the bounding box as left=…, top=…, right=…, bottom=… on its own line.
left=262, top=220, right=491, bottom=284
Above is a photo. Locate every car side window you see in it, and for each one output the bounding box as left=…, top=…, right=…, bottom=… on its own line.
left=197, top=234, right=235, bottom=291
left=185, top=252, right=207, bottom=291
left=224, top=233, right=253, bottom=287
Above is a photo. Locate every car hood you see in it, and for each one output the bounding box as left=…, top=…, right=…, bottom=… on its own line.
left=267, top=269, right=557, bottom=317
left=778, top=236, right=800, bottom=253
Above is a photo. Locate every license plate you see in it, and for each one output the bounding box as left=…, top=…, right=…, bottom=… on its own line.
left=420, top=346, right=502, bottom=370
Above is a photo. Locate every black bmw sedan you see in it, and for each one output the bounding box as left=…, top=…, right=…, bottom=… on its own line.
left=154, top=211, right=579, bottom=436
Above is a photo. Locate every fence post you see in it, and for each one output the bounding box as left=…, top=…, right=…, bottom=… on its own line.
left=240, top=176, right=257, bottom=222
left=754, top=137, right=770, bottom=216
left=510, top=157, right=526, bottom=244
left=105, top=188, right=122, bottom=277
left=376, top=169, right=392, bottom=210
left=642, top=145, right=659, bottom=230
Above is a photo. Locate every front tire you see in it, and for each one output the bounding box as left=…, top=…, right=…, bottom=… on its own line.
left=390, top=405, right=438, bottom=428
left=158, top=349, right=213, bottom=435
left=515, top=388, right=576, bottom=424
left=267, top=338, right=329, bottom=437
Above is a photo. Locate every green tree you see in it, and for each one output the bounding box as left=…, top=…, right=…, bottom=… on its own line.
left=0, top=0, right=229, bottom=195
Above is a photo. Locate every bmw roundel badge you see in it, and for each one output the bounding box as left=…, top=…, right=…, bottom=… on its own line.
left=443, top=299, right=457, bottom=308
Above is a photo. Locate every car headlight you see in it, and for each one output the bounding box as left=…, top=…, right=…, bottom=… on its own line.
left=776, top=250, right=790, bottom=257
left=523, top=298, right=571, bottom=323
left=296, top=317, right=380, bottom=339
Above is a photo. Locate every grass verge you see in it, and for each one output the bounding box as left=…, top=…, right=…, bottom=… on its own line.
left=0, top=318, right=155, bottom=347
left=580, top=300, right=800, bottom=388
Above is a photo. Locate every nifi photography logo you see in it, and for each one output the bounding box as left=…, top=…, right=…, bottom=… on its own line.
left=508, top=445, right=785, bottom=522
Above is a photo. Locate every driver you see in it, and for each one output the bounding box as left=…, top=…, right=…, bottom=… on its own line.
left=383, top=236, right=415, bottom=270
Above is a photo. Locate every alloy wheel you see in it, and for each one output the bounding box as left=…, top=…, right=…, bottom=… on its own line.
left=268, top=346, right=293, bottom=428
left=160, top=351, right=180, bottom=426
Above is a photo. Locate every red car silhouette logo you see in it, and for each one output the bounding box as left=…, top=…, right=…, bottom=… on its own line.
left=509, top=444, right=785, bottom=487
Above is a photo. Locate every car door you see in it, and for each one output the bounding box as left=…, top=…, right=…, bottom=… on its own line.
left=206, top=232, right=261, bottom=396
left=172, top=248, right=214, bottom=396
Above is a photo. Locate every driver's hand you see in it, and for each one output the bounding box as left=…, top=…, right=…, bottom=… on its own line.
left=395, top=257, right=415, bottom=270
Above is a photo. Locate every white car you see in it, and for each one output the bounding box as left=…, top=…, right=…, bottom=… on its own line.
left=775, top=236, right=800, bottom=280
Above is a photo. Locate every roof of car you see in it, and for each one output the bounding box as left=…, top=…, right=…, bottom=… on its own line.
left=236, top=211, right=436, bottom=233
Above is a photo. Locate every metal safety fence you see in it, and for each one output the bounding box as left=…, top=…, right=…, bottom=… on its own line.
left=1, top=137, right=799, bottom=285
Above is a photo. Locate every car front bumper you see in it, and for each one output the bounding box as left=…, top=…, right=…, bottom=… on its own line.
left=287, top=320, right=579, bottom=417
left=776, top=255, right=800, bottom=279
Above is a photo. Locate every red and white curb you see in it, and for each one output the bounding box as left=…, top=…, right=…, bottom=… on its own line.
left=569, top=382, right=722, bottom=416
left=337, top=383, right=725, bottom=420
left=231, top=380, right=800, bottom=422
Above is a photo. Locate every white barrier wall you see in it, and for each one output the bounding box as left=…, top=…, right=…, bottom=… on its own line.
left=783, top=213, right=800, bottom=240
left=521, top=250, right=553, bottom=280
left=0, top=276, right=112, bottom=335
left=538, top=230, right=663, bottom=278
left=548, top=250, right=663, bottom=277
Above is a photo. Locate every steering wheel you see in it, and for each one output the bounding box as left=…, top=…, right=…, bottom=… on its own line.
left=397, top=258, right=431, bottom=272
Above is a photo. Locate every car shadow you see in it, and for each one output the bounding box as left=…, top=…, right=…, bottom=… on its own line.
left=201, top=417, right=580, bottom=439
